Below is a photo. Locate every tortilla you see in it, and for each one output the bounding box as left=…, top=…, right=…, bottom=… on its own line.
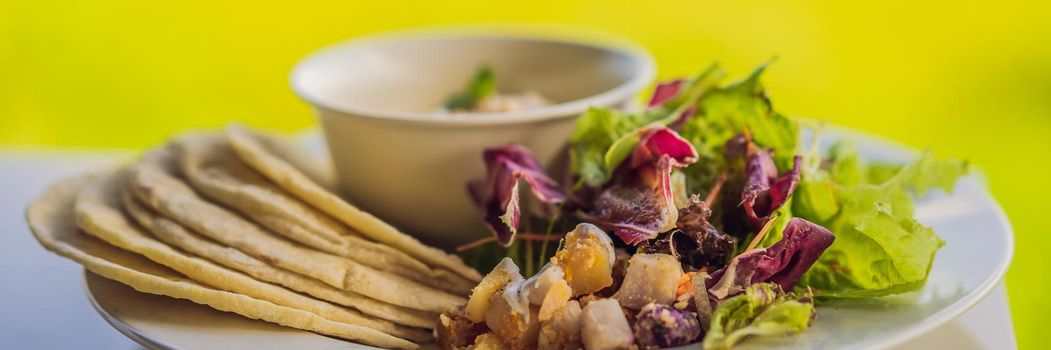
left=73, top=171, right=431, bottom=342
left=26, top=174, right=417, bottom=349
left=122, top=188, right=438, bottom=329
left=127, top=147, right=466, bottom=312
left=246, top=126, right=338, bottom=192
left=225, top=124, right=482, bottom=282
left=173, top=133, right=473, bottom=294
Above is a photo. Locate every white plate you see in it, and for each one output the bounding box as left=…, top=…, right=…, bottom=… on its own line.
left=84, top=129, right=1013, bottom=350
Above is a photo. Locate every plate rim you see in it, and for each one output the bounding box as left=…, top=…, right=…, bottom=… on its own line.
left=82, top=271, right=177, bottom=350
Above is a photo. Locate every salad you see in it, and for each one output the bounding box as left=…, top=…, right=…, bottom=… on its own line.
left=444, top=62, right=969, bottom=350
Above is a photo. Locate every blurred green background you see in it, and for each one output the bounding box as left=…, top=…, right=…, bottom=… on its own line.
left=2, top=0, right=1046, bottom=347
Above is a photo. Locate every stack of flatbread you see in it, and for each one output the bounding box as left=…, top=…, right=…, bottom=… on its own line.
left=26, top=125, right=482, bottom=349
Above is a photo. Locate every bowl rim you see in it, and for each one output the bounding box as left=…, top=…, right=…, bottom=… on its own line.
left=290, top=26, right=656, bottom=127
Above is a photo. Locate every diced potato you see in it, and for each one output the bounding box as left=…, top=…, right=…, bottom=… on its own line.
left=526, top=265, right=565, bottom=305
left=554, top=224, right=616, bottom=296
left=576, top=294, right=600, bottom=309
left=485, top=291, right=541, bottom=350
left=537, top=279, right=572, bottom=321
left=613, top=254, right=683, bottom=310
left=581, top=299, right=635, bottom=350
left=525, top=265, right=573, bottom=321
left=435, top=312, right=489, bottom=350
left=466, top=258, right=523, bottom=322
left=468, top=333, right=510, bottom=350
left=538, top=300, right=583, bottom=350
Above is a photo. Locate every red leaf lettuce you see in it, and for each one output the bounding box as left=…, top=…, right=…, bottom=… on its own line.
left=582, top=126, right=698, bottom=245
left=473, top=144, right=566, bottom=246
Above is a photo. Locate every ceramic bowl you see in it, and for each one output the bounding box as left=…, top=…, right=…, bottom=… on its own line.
left=292, top=29, right=655, bottom=247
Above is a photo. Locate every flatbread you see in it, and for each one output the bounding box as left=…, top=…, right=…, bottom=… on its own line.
left=248, top=127, right=338, bottom=192
left=122, top=188, right=437, bottom=329
left=225, top=124, right=482, bottom=282
left=73, top=171, right=430, bottom=342
left=26, top=174, right=417, bottom=349
left=127, top=147, right=466, bottom=313
left=173, top=133, right=473, bottom=294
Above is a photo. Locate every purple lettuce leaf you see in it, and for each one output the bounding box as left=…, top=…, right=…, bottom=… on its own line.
left=648, top=79, right=685, bottom=108
left=723, top=133, right=750, bottom=163
left=673, top=196, right=737, bottom=269
left=638, top=195, right=737, bottom=271
left=707, top=218, right=835, bottom=299
left=666, top=105, right=696, bottom=131
left=475, top=144, right=566, bottom=246
left=627, top=126, right=699, bottom=169
left=741, top=149, right=802, bottom=228
left=582, top=127, right=697, bottom=245
left=583, top=156, right=678, bottom=245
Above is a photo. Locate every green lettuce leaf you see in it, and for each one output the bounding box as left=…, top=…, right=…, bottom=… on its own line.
left=731, top=196, right=795, bottom=256
left=680, top=63, right=799, bottom=195
left=444, top=65, right=496, bottom=111
left=570, top=63, right=729, bottom=187
left=795, top=146, right=968, bottom=298
left=756, top=199, right=794, bottom=248
left=893, top=151, right=970, bottom=196
left=569, top=107, right=668, bottom=186
left=791, top=170, right=839, bottom=223
left=602, top=129, right=642, bottom=178
left=575, top=63, right=731, bottom=188
left=703, top=283, right=815, bottom=350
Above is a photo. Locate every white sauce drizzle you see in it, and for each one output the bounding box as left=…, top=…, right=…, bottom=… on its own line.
left=500, top=223, right=618, bottom=325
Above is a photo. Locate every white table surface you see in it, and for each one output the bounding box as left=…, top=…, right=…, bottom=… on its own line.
left=0, top=149, right=1018, bottom=349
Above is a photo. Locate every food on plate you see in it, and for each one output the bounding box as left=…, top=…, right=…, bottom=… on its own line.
left=637, top=195, right=736, bottom=271
left=128, top=150, right=346, bottom=288
left=122, top=186, right=438, bottom=329
left=73, top=170, right=432, bottom=342
left=226, top=125, right=483, bottom=283
left=436, top=312, right=490, bottom=350
left=439, top=224, right=694, bottom=349
left=793, top=147, right=968, bottom=298
left=441, top=212, right=828, bottom=349
left=456, top=62, right=968, bottom=349
left=581, top=299, right=635, bottom=350
left=24, top=57, right=970, bottom=350
left=633, top=303, right=703, bottom=349
left=176, top=133, right=474, bottom=294
left=27, top=125, right=490, bottom=348
left=612, top=253, right=683, bottom=309
left=128, top=150, right=467, bottom=313
left=552, top=223, right=615, bottom=296
left=524, top=264, right=573, bottom=320
left=537, top=300, right=583, bottom=349
left=472, top=332, right=511, bottom=350
left=689, top=272, right=714, bottom=326
left=28, top=175, right=418, bottom=349
left=178, top=133, right=348, bottom=247
left=465, top=258, right=522, bottom=322
left=443, top=65, right=550, bottom=113
left=471, top=144, right=568, bottom=246
left=484, top=289, right=541, bottom=349
left=703, top=283, right=814, bottom=350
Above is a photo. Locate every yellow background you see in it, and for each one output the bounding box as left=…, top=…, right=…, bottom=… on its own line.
left=2, top=0, right=1047, bottom=347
